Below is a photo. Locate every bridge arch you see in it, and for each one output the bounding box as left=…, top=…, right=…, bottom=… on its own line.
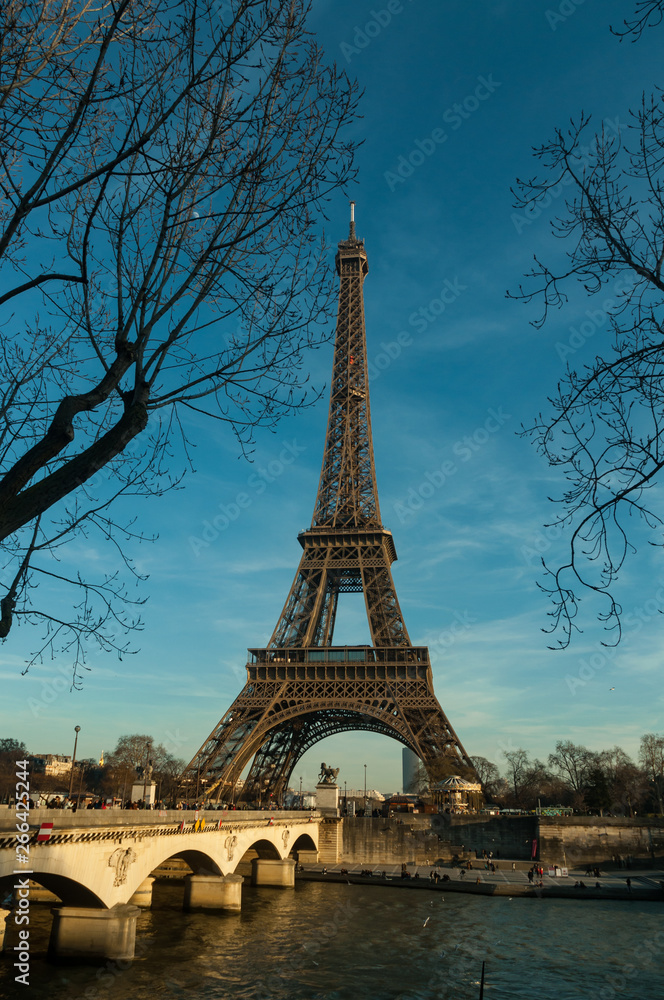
left=241, top=838, right=282, bottom=860
left=0, top=870, right=103, bottom=908
left=126, top=845, right=224, bottom=901
left=119, top=824, right=299, bottom=901
left=289, top=832, right=317, bottom=857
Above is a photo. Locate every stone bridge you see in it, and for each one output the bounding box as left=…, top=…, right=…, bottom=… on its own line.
left=0, top=809, right=320, bottom=961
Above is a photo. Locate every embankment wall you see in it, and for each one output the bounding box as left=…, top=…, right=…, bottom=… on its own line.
left=537, top=816, right=664, bottom=866
left=337, top=815, right=664, bottom=866
left=339, top=817, right=445, bottom=866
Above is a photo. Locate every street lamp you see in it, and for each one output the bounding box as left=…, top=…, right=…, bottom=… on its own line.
left=344, top=780, right=347, bottom=815
left=299, top=775, right=302, bottom=809
left=67, top=726, right=81, bottom=803
left=364, top=763, right=367, bottom=817
left=142, top=740, right=152, bottom=807
left=121, top=768, right=130, bottom=809
left=75, top=764, right=84, bottom=810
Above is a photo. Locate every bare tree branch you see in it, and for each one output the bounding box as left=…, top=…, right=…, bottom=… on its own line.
left=0, top=0, right=360, bottom=675
left=611, top=0, right=664, bottom=40
left=510, top=92, right=664, bottom=647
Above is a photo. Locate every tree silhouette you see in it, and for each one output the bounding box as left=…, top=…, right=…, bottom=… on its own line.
left=0, top=0, right=359, bottom=678
left=511, top=15, right=664, bottom=647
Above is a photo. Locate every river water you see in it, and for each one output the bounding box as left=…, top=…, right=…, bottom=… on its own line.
left=1, top=881, right=662, bottom=999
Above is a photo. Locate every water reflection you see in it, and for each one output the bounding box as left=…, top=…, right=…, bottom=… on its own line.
left=1, top=880, right=661, bottom=1000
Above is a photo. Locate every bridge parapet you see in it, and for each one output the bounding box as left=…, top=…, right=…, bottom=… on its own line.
left=0, top=810, right=320, bottom=860
left=0, top=807, right=318, bottom=834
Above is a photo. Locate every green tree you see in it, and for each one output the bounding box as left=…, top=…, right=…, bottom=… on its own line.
left=0, top=0, right=359, bottom=678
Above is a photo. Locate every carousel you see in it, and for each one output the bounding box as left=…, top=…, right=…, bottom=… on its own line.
left=433, top=774, right=483, bottom=813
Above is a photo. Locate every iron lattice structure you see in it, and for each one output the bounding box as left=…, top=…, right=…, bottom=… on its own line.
left=179, top=207, right=474, bottom=803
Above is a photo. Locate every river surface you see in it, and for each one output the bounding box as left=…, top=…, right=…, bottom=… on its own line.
left=1, top=880, right=662, bottom=999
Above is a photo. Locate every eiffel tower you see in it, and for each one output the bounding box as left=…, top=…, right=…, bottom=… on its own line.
left=179, top=204, right=474, bottom=804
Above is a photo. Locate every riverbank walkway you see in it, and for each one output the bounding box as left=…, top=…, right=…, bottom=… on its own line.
left=296, top=862, right=664, bottom=901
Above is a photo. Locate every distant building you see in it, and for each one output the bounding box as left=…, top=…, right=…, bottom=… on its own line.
left=402, top=748, right=421, bottom=793
left=342, top=789, right=385, bottom=816
left=283, top=788, right=315, bottom=809
left=343, top=788, right=384, bottom=799
left=386, top=794, right=418, bottom=814
left=30, top=754, right=72, bottom=777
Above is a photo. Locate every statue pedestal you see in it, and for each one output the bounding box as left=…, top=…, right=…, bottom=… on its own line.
left=316, top=783, right=339, bottom=817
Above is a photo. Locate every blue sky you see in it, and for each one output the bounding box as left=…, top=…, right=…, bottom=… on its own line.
left=3, top=0, right=663, bottom=794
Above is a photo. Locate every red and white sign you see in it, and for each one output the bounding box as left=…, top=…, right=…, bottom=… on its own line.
left=37, top=822, right=53, bottom=842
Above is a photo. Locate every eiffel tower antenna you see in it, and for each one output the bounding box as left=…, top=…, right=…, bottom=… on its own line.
left=178, top=208, right=475, bottom=804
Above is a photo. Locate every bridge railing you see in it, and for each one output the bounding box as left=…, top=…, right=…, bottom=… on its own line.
left=0, top=807, right=320, bottom=833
